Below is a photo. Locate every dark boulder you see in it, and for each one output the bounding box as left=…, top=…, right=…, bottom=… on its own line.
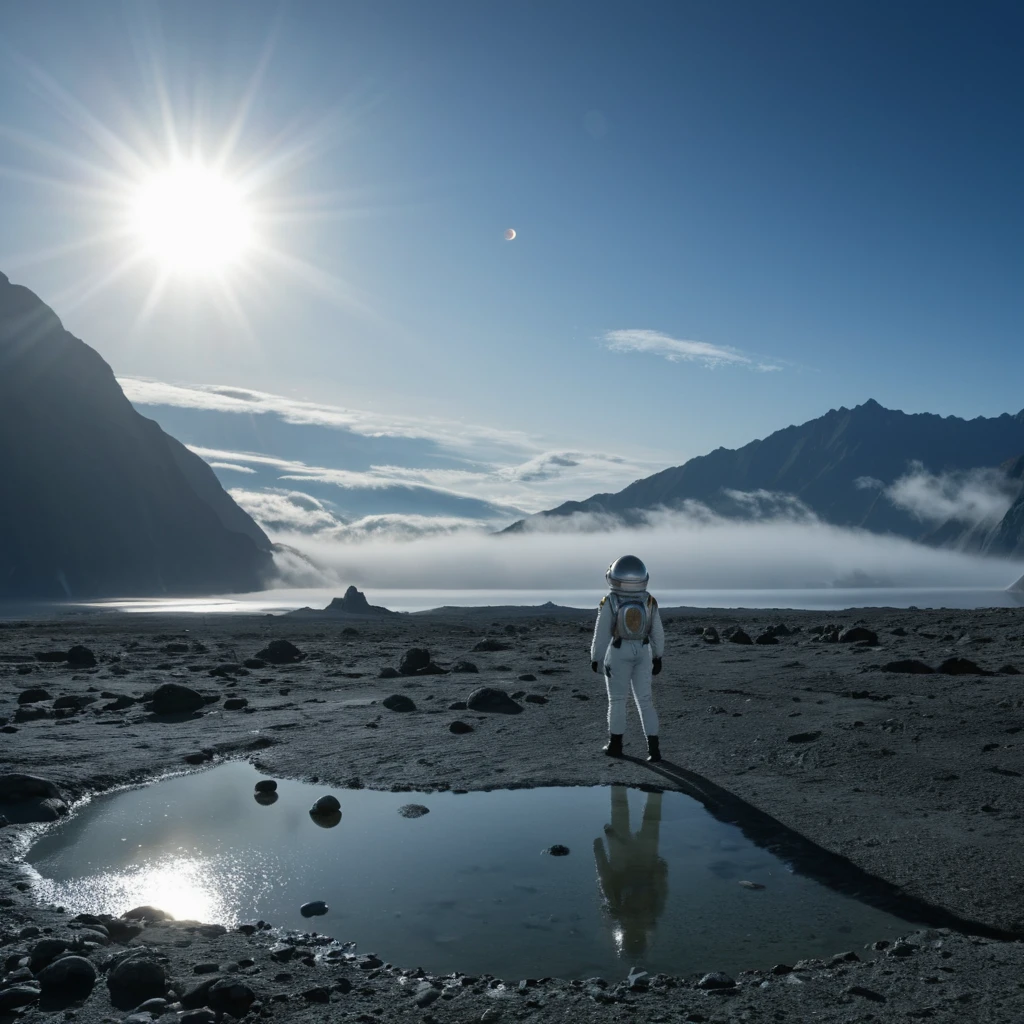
left=0, top=773, right=68, bottom=822
left=35, top=651, right=68, bottom=663
left=382, top=694, right=416, bottom=712
left=66, top=645, right=96, bottom=668
left=300, top=901, right=328, bottom=917
left=0, top=984, right=40, bottom=1011
left=17, top=687, right=52, bottom=704
left=107, top=955, right=167, bottom=1002
left=755, top=632, right=779, bottom=645
left=882, top=659, right=934, bottom=674
left=254, top=779, right=278, bottom=793
left=451, top=660, right=479, bottom=673
left=255, top=639, right=304, bottom=664
left=938, top=657, right=987, bottom=675
left=839, top=627, right=878, bottom=645
left=310, top=795, right=340, bottom=815
left=208, top=979, right=256, bottom=1018
left=398, top=648, right=431, bottom=675
left=467, top=687, right=523, bottom=714
left=29, top=938, right=70, bottom=971
left=472, top=638, right=511, bottom=652
left=728, top=629, right=753, bottom=645
left=37, top=955, right=97, bottom=999
left=148, top=683, right=205, bottom=714
left=702, top=627, right=720, bottom=644
left=449, top=720, right=473, bottom=734
left=223, top=697, right=248, bottom=710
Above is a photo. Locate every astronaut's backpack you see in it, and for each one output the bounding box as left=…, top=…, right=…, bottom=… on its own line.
left=607, top=592, right=656, bottom=644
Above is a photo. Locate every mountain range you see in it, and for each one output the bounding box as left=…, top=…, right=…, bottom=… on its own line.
left=505, top=399, right=1024, bottom=557
left=0, top=272, right=273, bottom=600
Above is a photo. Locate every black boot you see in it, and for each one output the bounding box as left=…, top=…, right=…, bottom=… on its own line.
left=603, top=734, right=623, bottom=757
left=646, top=735, right=661, bottom=763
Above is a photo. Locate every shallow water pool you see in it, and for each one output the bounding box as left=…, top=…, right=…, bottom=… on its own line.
left=28, top=762, right=920, bottom=980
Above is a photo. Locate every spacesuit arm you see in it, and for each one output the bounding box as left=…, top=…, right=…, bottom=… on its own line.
left=590, top=599, right=613, bottom=663
left=649, top=602, right=665, bottom=659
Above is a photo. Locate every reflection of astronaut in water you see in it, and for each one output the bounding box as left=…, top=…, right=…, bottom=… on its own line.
left=593, top=786, right=669, bottom=958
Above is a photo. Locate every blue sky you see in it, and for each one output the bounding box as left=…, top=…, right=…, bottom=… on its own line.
left=1, top=0, right=1022, bottom=535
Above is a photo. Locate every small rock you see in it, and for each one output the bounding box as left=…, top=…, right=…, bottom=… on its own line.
left=451, top=661, right=479, bottom=673
left=0, top=984, right=41, bottom=1011
left=35, top=650, right=68, bottom=663
left=243, top=659, right=267, bottom=670
left=148, top=683, right=206, bottom=714
left=787, top=731, right=821, bottom=743
left=398, top=804, right=430, bottom=818
left=882, top=659, right=934, bottom=674
left=382, top=694, right=416, bottom=712
left=255, top=640, right=304, bottom=664
left=37, top=954, right=97, bottom=997
left=702, top=627, right=720, bottom=644
left=755, top=632, right=779, bottom=645
left=302, top=986, right=331, bottom=1003
left=67, top=645, right=97, bottom=668
left=310, top=795, right=340, bottom=815
left=938, top=658, right=985, bottom=675
left=728, top=629, right=753, bottom=645
left=179, top=1010, right=217, bottom=1024
left=449, top=720, right=473, bottom=734
left=254, top=779, right=278, bottom=793
left=107, top=955, right=167, bottom=1000
left=193, top=963, right=220, bottom=975
left=17, top=687, right=52, bottom=704
left=29, top=937, right=70, bottom=971
left=378, top=666, right=400, bottom=678
left=524, top=694, right=548, bottom=704
left=517, top=672, right=537, bottom=681
left=545, top=845, right=570, bottom=856
left=738, top=880, right=765, bottom=890
left=399, top=648, right=431, bottom=675
left=208, top=979, right=256, bottom=1016
left=466, top=687, right=523, bottom=714
left=300, top=901, right=328, bottom=917
left=839, top=627, right=878, bottom=645
left=415, top=987, right=441, bottom=1007
left=696, top=972, right=735, bottom=990
left=472, top=639, right=511, bottom=652
left=846, top=985, right=886, bottom=1002
left=223, top=697, right=248, bottom=710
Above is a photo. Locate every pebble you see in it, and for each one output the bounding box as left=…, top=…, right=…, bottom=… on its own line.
left=300, top=901, right=329, bottom=917
left=382, top=694, right=416, bottom=712
left=696, top=972, right=735, bottom=990
left=310, top=794, right=340, bottom=814
left=466, top=687, right=523, bottom=714
left=449, top=721, right=473, bottom=734
left=398, top=804, right=430, bottom=818
left=254, top=779, right=278, bottom=793
left=545, top=844, right=570, bottom=856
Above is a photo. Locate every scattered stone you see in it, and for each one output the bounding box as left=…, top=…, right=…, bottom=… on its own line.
left=546, top=844, right=570, bottom=856
left=193, top=963, right=220, bottom=974
left=839, top=627, right=878, bottom=645
left=310, top=795, right=341, bottom=815
left=755, top=632, right=779, bottom=645
left=890, top=627, right=908, bottom=636
left=467, top=687, right=523, bottom=714
left=148, top=683, right=206, bottom=714
left=208, top=979, right=256, bottom=1017
left=0, top=984, right=41, bottom=1010
left=399, top=648, right=432, bottom=675
left=255, top=779, right=278, bottom=793
left=998, top=664, right=1021, bottom=675
left=378, top=666, right=400, bottom=678
left=938, top=657, right=985, bottom=675
left=244, top=658, right=267, bottom=669
left=787, top=731, right=822, bottom=743
left=37, top=955, right=97, bottom=997
left=882, top=659, right=934, bottom=674
left=415, top=987, right=441, bottom=1007
left=122, top=905, right=172, bottom=921
left=382, top=693, right=416, bottom=712
left=302, top=986, right=331, bottom=1003
left=524, top=694, right=548, bottom=704
left=53, top=694, right=97, bottom=710
left=17, top=687, right=52, bottom=704
left=67, top=645, right=97, bottom=668
left=255, top=640, right=304, bottom=664
left=300, top=901, right=328, bottom=917
left=770, top=964, right=792, bottom=975
left=517, top=672, right=537, bottom=681
left=223, top=697, right=248, bottom=710
left=472, top=639, right=511, bottom=652
left=451, top=661, right=479, bottom=673
left=887, top=941, right=917, bottom=957
left=728, top=629, right=753, bottom=645
left=107, top=955, right=167, bottom=1001
left=179, top=1010, right=217, bottom=1024
left=847, top=985, right=886, bottom=1002
left=449, top=720, right=473, bottom=734
left=0, top=773, right=68, bottom=821
left=702, top=627, right=720, bottom=643
left=696, top=972, right=735, bottom=990
left=184, top=751, right=213, bottom=765
left=399, top=804, right=430, bottom=818
left=448, top=701, right=468, bottom=710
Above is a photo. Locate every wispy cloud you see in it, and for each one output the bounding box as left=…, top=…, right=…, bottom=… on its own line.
left=207, top=461, right=257, bottom=474
left=884, top=462, right=1020, bottom=526
left=603, top=329, right=781, bottom=372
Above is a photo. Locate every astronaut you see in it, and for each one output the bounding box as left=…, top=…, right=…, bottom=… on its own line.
left=593, top=785, right=669, bottom=958
left=590, top=554, right=665, bottom=762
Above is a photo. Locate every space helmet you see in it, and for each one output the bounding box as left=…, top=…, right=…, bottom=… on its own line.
left=605, top=555, right=649, bottom=594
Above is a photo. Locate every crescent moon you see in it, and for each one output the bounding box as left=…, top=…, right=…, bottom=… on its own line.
left=504, top=228, right=516, bottom=241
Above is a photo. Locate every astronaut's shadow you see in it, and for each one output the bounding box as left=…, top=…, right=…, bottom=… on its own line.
left=618, top=754, right=1013, bottom=940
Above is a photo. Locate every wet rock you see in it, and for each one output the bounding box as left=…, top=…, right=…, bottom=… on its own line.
left=208, top=979, right=256, bottom=1017
left=300, top=901, right=328, bottom=917
left=67, top=645, right=97, bottom=668
left=269, top=944, right=296, bottom=963
left=398, top=804, right=430, bottom=818
left=210, top=663, right=244, bottom=678
left=255, top=640, right=304, bottom=664
left=839, top=627, right=878, bottom=645
left=309, top=809, right=341, bottom=828
left=938, top=657, right=985, bottom=675
left=223, top=697, right=248, bottom=710
left=378, top=667, right=400, bottom=679
left=135, top=998, right=169, bottom=1015
left=310, top=795, right=340, bottom=815
left=108, top=955, right=167, bottom=1002
left=702, top=627, right=720, bottom=643
left=755, top=632, right=778, bottom=645
left=29, top=937, right=70, bottom=971
left=738, top=880, right=765, bottom=890
left=37, top=954, right=97, bottom=998
left=17, top=687, right=52, bottom=704
left=467, top=687, right=523, bottom=714
left=787, top=731, right=822, bottom=743
left=254, top=791, right=278, bottom=806
left=769, top=964, right=792, bottom=975
left=888, top=940, right=918, bottom=957
left=254, top=779, right=278, bottom=793
left=472, top=639, right=511, bottom=652
left=184, top=751, right=214, bottom=765
left=449, top=720, right=473, bottom=734
left=524, top=694, right=548, bottom=704
left=0, top=984, right=40, bottom=1010
left=882, top=659, right=934, bottom=674
left=382, top=694, right=416, bottom=712
left=728, top=629, right=753, bottom=645
left=122, top=905, right=172, bottom=922
left=148, top=683, right=206, bottom=714
left=0, top=773, right=68, bottom=821
left=545, top=845, right=570, bottom=856
left=451, top=661, right=479, bottom=673
left=399, top=648, right=431, bottom=675
left=696, top=972, right=735, bottom=990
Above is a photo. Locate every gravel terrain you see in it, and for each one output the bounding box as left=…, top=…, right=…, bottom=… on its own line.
left=2, top=602, right=1024, bottom=1022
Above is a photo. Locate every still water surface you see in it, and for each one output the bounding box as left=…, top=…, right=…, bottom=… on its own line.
left=28, top=763, right=919, bottom=980
left=78, top=585, right=1024, bottom=615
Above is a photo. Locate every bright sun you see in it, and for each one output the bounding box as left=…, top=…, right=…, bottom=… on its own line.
left=131, top=162, right=254, bottom=274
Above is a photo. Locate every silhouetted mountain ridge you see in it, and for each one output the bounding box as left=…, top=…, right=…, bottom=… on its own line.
left=0, top=271, right=273, bottom=599
left=506, top=399, right=1024, bottom=550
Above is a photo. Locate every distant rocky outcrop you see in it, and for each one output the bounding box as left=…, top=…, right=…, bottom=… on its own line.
left=504, top=399, right=1024, bottom=547
left=0, top=272, right=273, bottom=599
left=287, top=586, right=396, bottom=618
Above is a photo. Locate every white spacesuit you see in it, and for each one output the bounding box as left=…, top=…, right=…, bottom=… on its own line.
left=590, top=554, right=665, bottom=762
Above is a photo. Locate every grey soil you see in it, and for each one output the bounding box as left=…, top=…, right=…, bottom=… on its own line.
left=2, top=603, right=1024, bottom=1022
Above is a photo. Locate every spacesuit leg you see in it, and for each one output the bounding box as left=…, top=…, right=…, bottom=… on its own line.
left=604, top=647, right=629, bottom=735
left=629, top=651, right=659, bottom=737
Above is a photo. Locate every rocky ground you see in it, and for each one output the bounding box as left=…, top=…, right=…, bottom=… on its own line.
left=2, top=602, right=1024, bottom=1022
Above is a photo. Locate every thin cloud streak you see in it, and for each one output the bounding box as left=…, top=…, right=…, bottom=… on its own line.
left=604, top=329, right=781, bottom=372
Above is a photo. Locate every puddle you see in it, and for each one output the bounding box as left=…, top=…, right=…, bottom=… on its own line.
left=27, top=762, right=922, bottom=980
